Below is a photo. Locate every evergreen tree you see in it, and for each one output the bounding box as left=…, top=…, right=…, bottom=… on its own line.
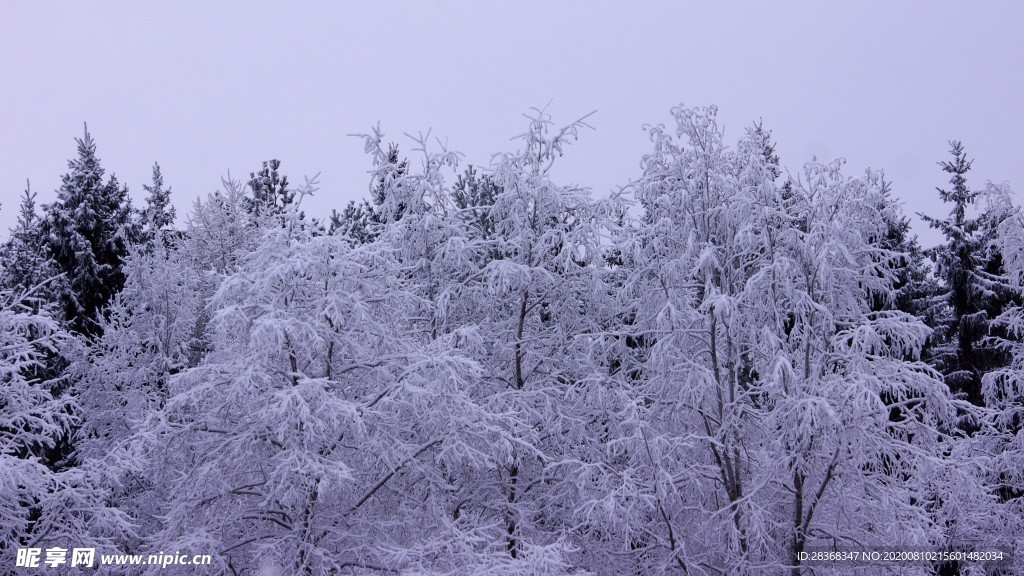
left=750, top=119, right=782, bottom=181
left=328, top=199, right=376, bottom=243
left=861, top=174, right=941, bottom=318
left=137, top=162, right=177, bottom=247
left=0, top=182, right=63, bottom=308
left=978, top=200, right=1024, bottom=559
left=43, top=124, right=134, bottom=337
left=921, top=141, right=1014, bottom=405
left=246, top=158, right=292, bottom=216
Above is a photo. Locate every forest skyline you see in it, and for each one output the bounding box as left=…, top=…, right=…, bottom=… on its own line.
left=4, top=2, right=1022, bottom=247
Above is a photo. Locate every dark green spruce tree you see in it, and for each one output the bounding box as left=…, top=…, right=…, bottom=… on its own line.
left=43, top=124, right=135, bottom=338
left=920, top=141, right=1016, bottom=406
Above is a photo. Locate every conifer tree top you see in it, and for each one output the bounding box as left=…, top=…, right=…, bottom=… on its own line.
left=16, top=180, right=37, bottom=233
left=44, top=123, right=133, bottom=336
left=58, top=123, right=105, bottom=199
left=937, top=140, right=977, bottom=226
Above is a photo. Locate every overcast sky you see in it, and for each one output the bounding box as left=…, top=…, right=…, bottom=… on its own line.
left=3, top=2, right=1022, bottom=248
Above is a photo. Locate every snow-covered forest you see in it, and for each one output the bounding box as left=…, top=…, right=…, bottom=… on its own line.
left=2, top=105, right=1023, bottom=575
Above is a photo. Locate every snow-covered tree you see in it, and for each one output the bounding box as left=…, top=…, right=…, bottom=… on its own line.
left=136, top=162, right=177, bottom=248
left=0, top=272, right=133, bottom=574
left=70, top=234, right=205, bottom=557
left=368, top=143, right=410, bottom=223
left=43, top=124, right=134, bottom=336
left=452, top=164, right=500, bottom=244
left=921, top=142, right=1016, bottom=406
left=326, top=144, right=411, bottom=245
left=452, top=108, right=616, bottom=566
left=603, top=105, right=970, bottom=574
left=246, top=158, right=293, bottom=217
left=327, top=198, right=375, bottom=243
left=973, top=190, right=1024, bottom=568
left=184, top=174, right=255, bottom=275
left=0, top=182, right=62, bottom=309
left=78, top=237, right=204, bottom=450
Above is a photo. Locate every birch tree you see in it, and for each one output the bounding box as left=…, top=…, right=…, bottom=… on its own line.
left=607, top=105, right=968, bottom=575
left=137, top=169, right=577, bottom=573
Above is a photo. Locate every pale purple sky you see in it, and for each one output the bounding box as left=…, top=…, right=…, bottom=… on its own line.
left=3, top=2, right=1022, bottom=248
